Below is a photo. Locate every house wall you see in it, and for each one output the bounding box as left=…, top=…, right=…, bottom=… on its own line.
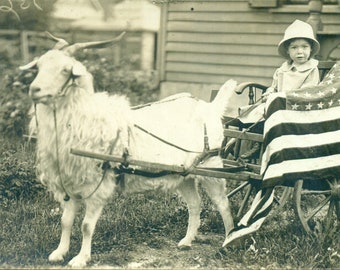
left=158, top=0, right=340, bottom=101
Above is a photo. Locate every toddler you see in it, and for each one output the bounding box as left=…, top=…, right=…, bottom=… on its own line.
left=241, top=19, right=320, bottom=160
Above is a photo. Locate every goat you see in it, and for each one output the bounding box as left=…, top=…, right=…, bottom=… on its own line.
left=22, top=33, right=237, bottom=268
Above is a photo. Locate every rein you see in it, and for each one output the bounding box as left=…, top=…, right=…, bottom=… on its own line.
left=133, top=124, right=205, bottom=154
left=52, top=105, right=121, bottom=201
left=35, top=76, right=264, bottom=200
left=34, top=74, right=121, bottom=202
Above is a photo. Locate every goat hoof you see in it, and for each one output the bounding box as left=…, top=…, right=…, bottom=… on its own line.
left=48, top=250, right=65, bottom=262
left=68, top=254, right=90, bottom=268
left=178, top=244, right=191, bottom=250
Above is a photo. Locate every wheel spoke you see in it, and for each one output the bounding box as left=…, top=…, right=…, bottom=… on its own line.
left=325, top=200, right=336, bottom=231
left=335, top=200, right=340, bottom=221
left=305, top=195, right=331, bottom=221
left=237, top=184, right=253, bottom=218
left=294, top=179, right=339, bottom=234
left=301, top=190, right=331, bottom=195
left=227, top=181, right=250, bottom=198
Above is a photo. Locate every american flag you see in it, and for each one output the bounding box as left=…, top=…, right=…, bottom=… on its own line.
left=224, top=61, right=340, bottom=247
left=262, top=61, right=340, bottom=187
left=286, top=62, right=340, bottom=111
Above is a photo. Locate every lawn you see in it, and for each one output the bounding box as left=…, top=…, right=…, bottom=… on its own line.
left=0, top=137, right=339, bottom=269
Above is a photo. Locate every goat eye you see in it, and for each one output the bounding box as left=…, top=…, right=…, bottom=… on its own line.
left=62, top=67, right=71, bottom=74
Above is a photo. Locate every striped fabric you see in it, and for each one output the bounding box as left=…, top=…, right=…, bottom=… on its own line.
left=262, top=61, right=340, bottom=188
left=224, top=61, right=340, bottom=247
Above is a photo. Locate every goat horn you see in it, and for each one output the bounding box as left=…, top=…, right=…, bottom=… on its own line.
left=45, top=31, right=69, bottom=50
left=63, top=32, right=126, bottom=55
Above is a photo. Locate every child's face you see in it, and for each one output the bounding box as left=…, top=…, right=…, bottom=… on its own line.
left=287, top=38, right=312, bottom=65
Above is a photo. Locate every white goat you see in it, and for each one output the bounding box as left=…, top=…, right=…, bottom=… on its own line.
left=22, top=33, right=237, bottom=268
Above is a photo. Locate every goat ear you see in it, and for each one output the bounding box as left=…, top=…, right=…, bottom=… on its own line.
left=72, top=61, right=87, bottom=76
left=19, top=59, right=38, bottom=70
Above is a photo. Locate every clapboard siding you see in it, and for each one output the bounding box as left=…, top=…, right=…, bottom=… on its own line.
left=167, top=1, right=254, bottom=12
left=166, top=72, right=269, bottom=85
left=158, top=0, right=340, bottom=100
left=168, top=12, right=294, bottom=23
left=167, top=52, right=281, bottom=67
left=167, top=21, right=288, bottom=34
left=166, top=62, right=274, bottom=76
left=167, top=32, right=282, bottom=45
left=166, top=43, right=278, bottom=56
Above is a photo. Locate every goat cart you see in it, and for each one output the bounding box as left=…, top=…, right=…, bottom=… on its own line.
left=70, top=60, right=340, bottom=239
left=71, top=60, right=339, bottom=237
left=70, top=117, right=340, bottom=237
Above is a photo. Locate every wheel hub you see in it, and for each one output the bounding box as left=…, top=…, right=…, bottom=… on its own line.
left=330, top=184, right=340, bottom=200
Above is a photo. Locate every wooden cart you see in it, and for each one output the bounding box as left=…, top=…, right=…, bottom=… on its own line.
left=71, top=61, right=339, bottom=235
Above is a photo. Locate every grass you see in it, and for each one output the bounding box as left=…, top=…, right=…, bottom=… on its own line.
left=0, top=137, right=339, bottom=269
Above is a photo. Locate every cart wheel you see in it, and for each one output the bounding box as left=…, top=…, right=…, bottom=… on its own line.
left=227, top=180, right=259, bottom=221
left=293, top=179, right=340, bottom=234
left=274, top=186, right=293, bottom=210
left=227, top=181, right=292, bottom=222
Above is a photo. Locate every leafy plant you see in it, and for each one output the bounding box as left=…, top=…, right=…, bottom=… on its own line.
left=0, top=137, right=42, bottom=202
left=0, top=50, right=159, bottom=138
left=0, top=68, right=35, bottom=138
left=78, top=51, right=160, bottom=105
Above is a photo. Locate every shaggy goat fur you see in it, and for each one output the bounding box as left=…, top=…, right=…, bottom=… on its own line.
left=27, top=49, right=237, bottom=267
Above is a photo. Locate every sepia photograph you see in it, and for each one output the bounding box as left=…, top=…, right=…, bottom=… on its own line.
left=0, top=0, right=339, bottom=269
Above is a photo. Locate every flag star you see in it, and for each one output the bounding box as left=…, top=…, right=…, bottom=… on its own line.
left=328, top=99, right=334, bottom=107
left=326, top=79, right=333, bottom=85
left=317, top=91, right=325, bottom=97
left=291, top=103, right=299, bottom=110
left=328, top=73, right=335, bottom=80
left=330, top=87, right=337, bottom=94
left=304, top=92, right=312, bottom=98
left=317, top=102, right=324, bottom=109
left=305, top=103, right=313, bottom=110
left=292, top=92, right=299, bottom=97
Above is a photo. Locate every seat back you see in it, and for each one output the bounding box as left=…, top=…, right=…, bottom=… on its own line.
left=318, top=60, right=336, bottom=81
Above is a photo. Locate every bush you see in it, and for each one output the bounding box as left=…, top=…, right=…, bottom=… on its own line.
left=0, top=137, right=42, bottom=202
left=0, top=51, right=160, bottom=138
left=0, top=68, right=36, bottom=138
left=79, top=51, right=160, bottom=105
left=0, top=50, right=160, bottom=200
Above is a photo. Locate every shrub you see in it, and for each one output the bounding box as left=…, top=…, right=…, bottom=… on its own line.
left=0, top=68, right=35, bottom=138
left=0, top=51, right=160, bottom=138
left=0, top=137, right=43, bottom=202
left=78, top=51, right=160, bottom=105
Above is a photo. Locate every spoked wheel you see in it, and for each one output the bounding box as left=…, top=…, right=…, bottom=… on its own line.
left=274, top=186, right=293, bottom=210
left=293, top=179, right=340, bottom=234
left=227, top=181, right=292, bottom=223
left=226, top=180, right=260, bottom=222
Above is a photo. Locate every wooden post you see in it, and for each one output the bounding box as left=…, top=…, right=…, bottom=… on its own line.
left=140, top=31, right=155, bottom=70
left=20, top=31, right=29, bottom=63
left=306, top=0, right=323, bottom=33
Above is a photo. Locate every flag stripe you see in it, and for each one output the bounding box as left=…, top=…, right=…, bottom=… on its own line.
left=264, top=105, right=340, bottom=134
left=223, top=189, right=274, bottom=247
left=262, top=153, right=340, bottom=187
left=224, top=62, right=340, bottom=247
left=265, top=141, right=340, bottom=168
left=263, top=118, right=340, bottom=150
left=261, top=131, right=340, bottom=173
left=262, top=94, right=340, bottom=188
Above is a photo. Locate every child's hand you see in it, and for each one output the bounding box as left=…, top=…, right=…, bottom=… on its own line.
left=262, top=87, right=275, bottom=102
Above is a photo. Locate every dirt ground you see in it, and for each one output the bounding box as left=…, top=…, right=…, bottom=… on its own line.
left=88, top=233, right=246, bottom=269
